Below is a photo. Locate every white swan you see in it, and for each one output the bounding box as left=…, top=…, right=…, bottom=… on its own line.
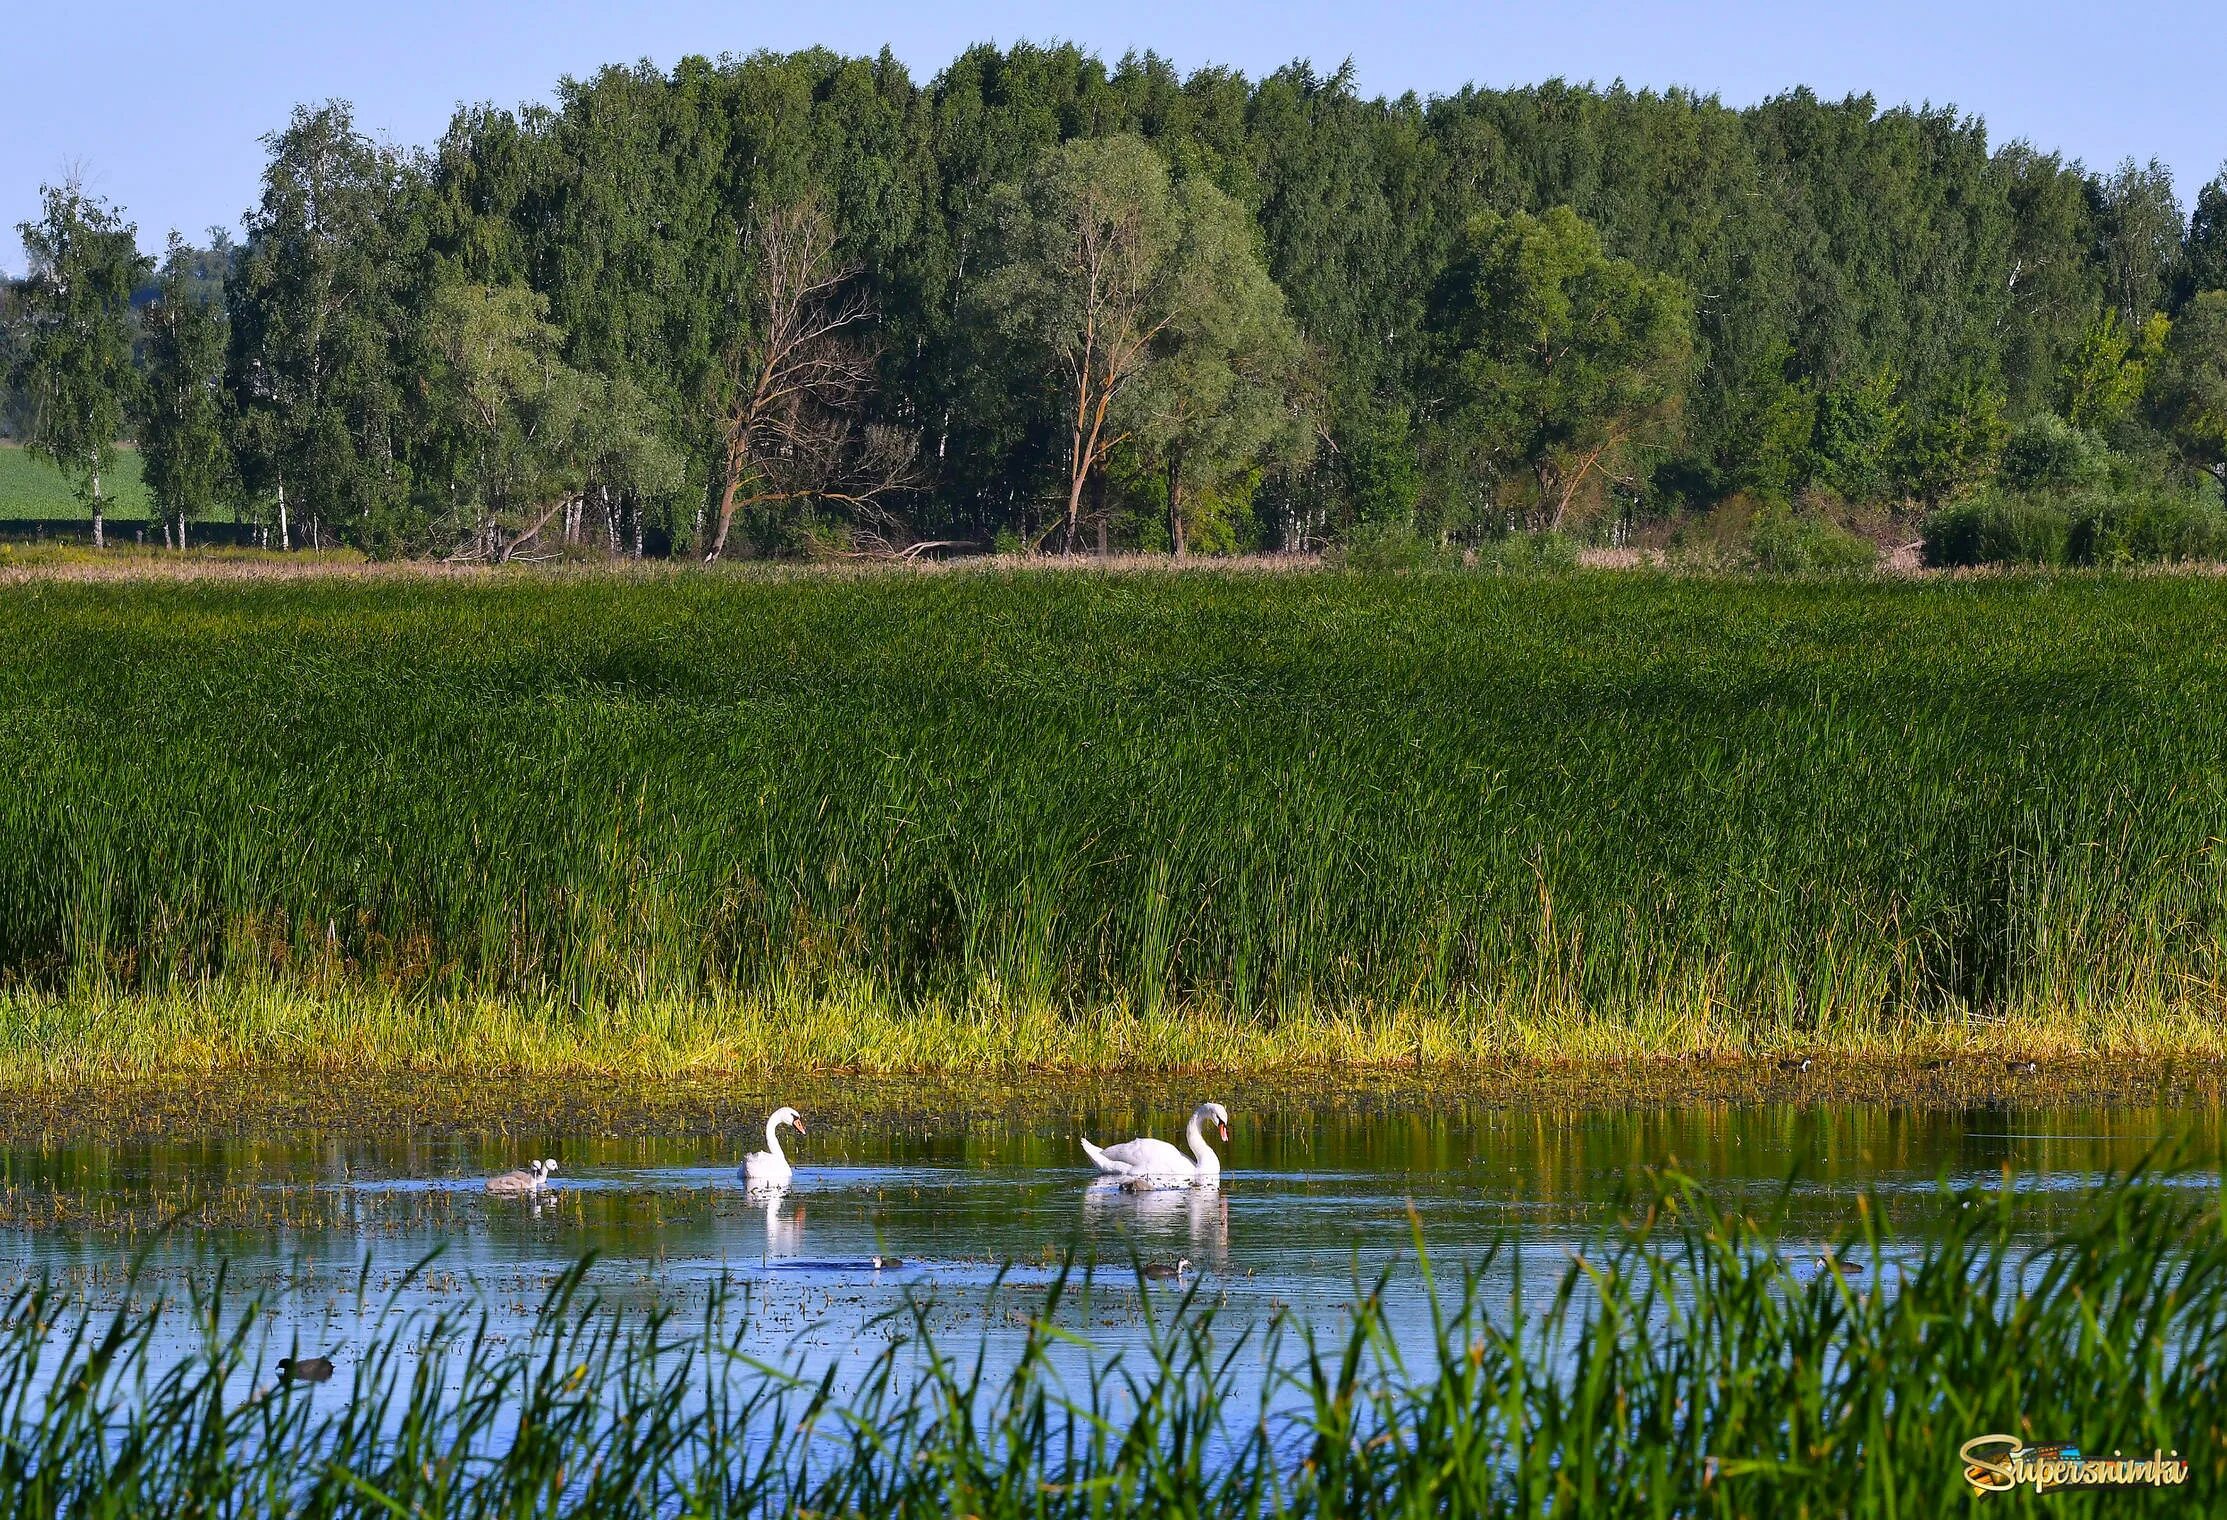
left=742, top=1107, right=805, bottom=1186
left=486, top=1158, right=556, bottom=1196
left=1082, top=1102, right=1229, bottom=1182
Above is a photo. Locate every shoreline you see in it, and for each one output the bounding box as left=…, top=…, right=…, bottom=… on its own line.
left=0, top=1048, right=2219, bottom=1144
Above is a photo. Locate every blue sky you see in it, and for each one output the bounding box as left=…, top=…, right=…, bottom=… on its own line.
left=7, top=2, right=2222, bottom=272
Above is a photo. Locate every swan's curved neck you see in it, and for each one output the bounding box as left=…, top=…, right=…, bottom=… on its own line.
left=1186, top=1112, right=1220, bottom=1171
left=763, top=1115, right=788, bottom=1161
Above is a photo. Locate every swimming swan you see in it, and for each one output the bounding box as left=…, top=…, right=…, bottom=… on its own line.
left=486, top=1158, right=556, bottom=1196
left=1082, top=1103, right=1229, bottom=1182
left=742, top=1107, right=806, bottom=1185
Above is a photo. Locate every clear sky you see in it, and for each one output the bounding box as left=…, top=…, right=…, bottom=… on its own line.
left=7, top=1, right=2222, bottom=273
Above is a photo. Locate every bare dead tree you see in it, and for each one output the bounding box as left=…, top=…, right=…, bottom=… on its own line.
left=705, top=200, right=917, bottom=562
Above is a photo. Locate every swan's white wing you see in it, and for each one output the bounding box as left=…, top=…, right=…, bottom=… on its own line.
left=1080, top=1138, right=1134, bottom=1175
left=1094, top=1137, right=1194, bottom=1176
left=741, top=1150, right=791, bottom=1182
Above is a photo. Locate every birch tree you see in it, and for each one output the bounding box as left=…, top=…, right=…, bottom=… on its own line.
left=12, top=182, right=150, bottom=548
left=139, top=233, right=237, bottom=548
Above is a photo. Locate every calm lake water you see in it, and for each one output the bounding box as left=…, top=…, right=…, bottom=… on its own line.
left=0, top=1087, right=2218, bottom=1417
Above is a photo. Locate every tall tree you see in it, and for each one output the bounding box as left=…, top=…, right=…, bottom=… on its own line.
left=982, top=135, right=1188, bottom=553
left=1431, top=206, right=1694, bottom=529
left=2147, top=290, right=2227, bottom=492
left=705, top=197, right=913, bottom=562
left=2055, top=307, right=2166, bottom=434
left=420, top=280, right=595, bottom=560
left=2094, top=158, right=2184, bottom=330
left=1124, top=177, right=1309, bottom=556
left=2181, top=166, right=2227, bottom=311
left=228, top=102, right=410, bottom=551
left=11, top=182, right=150, bottom=548
left=138, top=232, right=237, bottom=548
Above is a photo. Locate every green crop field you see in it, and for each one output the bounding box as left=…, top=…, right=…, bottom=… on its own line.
left=0, top=443, right=155, bottom=519
left=3, top=564, right=2227, bottom=1074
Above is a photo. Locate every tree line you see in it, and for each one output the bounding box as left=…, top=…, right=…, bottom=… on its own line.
left=5, top=43, right=2227, bottom=559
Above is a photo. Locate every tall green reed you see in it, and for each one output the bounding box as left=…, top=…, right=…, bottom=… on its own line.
left=5, top=568, right=2227, bottom=1048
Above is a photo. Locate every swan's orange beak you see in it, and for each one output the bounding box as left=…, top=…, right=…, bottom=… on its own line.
left=793, top=1115, right=807, bottom=1134
left=1218, top=1121, right=1229, bottom=1142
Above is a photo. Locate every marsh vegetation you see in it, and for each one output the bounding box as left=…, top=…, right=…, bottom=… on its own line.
left=3, top=569, right=2227, bottom=1074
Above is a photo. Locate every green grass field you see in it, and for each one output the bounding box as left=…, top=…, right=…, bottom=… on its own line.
left=4, top=564, right=2227, bottom=1074
left=0, top=442, right=155, bottom=519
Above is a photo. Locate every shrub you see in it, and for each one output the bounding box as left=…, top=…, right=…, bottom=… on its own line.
left=1919, top=493, right=2072, bottom=567
left=1332, top=521, right=1456, bottom=572
left=2069, top=487, right=2227, bottom=565
left=1924, top=484, right=2227, bottom=568
left=1744, top=501, right=1877, bottom=574
left=1470, top=530, right=1579, bottom=573
left=1999, top=415, right=2108, bottom=493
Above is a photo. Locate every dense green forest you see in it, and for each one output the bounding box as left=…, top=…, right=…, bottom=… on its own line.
left=5, top=43, right=2227, bottom=561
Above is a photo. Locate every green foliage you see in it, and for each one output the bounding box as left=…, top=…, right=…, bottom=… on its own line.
left=1125, top=172, right=1310, bottom=555
left=1920, top=492, right=2073, bottom=567
left=16, top=48, right=2225, bottom=544
left=1922, top=483, right=2227, bottom=567
left=2094, top=157, right=2185, bottom=328
left=2181, top=168, right=2227, bottom=309
left=1743, top=502, right=1878, bottom=573
left=1714, top=343, right=1815, bottom=500
left=0, top=445, right=153, bottom=519
left=2145, top=289, right=2227, bottom=489
left=227, top=102, right=413, bottom=550
left=1470, top=530, right=1579, bottom=573
left=10, top=183, right=151, bottom=529
left=11, top=571, right=2227, bottom=1026
left=2068, top=486, right=2227, bottom=565
left=136, top=235, right=237, bottom=531
left=1896, top=362, right=2007, bottom=503
left=421, top=280, right=599, bottom=553
left=981, top=135, right=1185, bottom=549
left=1330, top=520, right=1454, bottom=571
left=1806, top=368, right=1905, bottom=502
left=1338, top=399, right=1420, bottom=530
left=1431, top=206, right=1695, bottom=529
left=2055, top=308, right=2165, bottom=432
left=2000, top=414, right=2110, bottom=492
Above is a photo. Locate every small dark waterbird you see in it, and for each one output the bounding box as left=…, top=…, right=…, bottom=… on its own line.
left=276, top=1355, right=334, bottom=1383
left=1142, top=1258, right=1192, bottom=1282
left=870, top=1255, right=904, bottom=1270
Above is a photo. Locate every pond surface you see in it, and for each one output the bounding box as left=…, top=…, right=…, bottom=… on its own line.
left=0, top=1087, right=2218, bottom=1417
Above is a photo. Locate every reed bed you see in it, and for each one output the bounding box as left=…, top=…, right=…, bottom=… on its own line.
left=5, top=568, right=2227, bottom=1069
left=4, top=1168, right=2221, bottom=1515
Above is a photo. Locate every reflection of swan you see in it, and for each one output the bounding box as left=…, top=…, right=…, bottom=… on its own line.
left=1082, top=1103, right=1228, bottom=1181
left=761, top=1189, right=806, bottom=1256
left=742, top=1107, right=805, bottom=1186
left=1083, top=1177, right=1231, bottom=1268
